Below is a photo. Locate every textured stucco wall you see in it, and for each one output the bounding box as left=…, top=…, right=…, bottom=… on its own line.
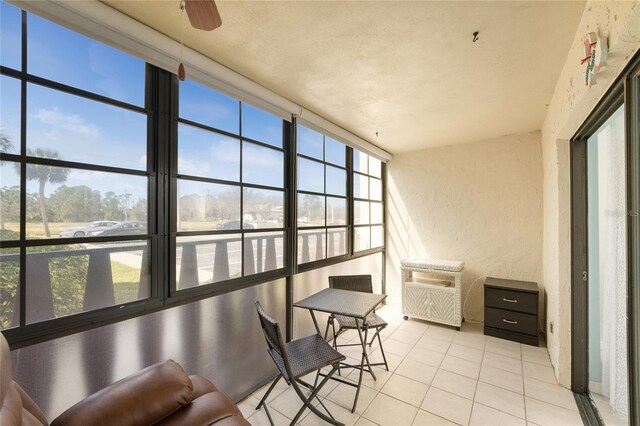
left=541, top=0, right=639, bottom=387
left=386, top=132, right=543, bottom=324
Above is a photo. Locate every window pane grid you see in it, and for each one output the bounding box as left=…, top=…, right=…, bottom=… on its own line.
left=1, top=6, right=154, bottom=332
left=176, top=81, right=285, bottom=289
left=1, top=3, right=388, bottom=339
left=26, top=13, right=145, bottom=107
left=296, top=125, right=348, bottom=264
left=0, top=7, right=156, bottom=328
left=298, top=189, right=347, bottom=199
left=352, top=150, right=384, bottom=254
left=177, top=117, right=287, bottom=159
left=241, top=103, right=283, bottom=148
left=297, top=152, right=347, bottom=170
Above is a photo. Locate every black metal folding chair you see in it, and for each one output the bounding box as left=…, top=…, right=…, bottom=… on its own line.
left=326, top=275, right=389, bottom=371
left=255, top=301, right=346, bottom=426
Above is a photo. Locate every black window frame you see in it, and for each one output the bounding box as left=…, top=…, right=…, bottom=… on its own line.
left=170, top=79, right=290, bottom=301
left=0, top=5, right=388, bottom=347
left=295, top=125, right=351, bottom=271
left=352, top=150, right=385, bottom=255
left=0, top=7, right=161, bottom=346
left=570, top=49, right=640, bottom=426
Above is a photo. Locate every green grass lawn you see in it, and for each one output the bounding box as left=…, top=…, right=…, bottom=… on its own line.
left=0, top=258, right=143, bottom=327
left=3, top=222, right=87, bottom=239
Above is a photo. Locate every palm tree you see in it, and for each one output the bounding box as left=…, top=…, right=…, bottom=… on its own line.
left=15, top=148, right=69, bottom=237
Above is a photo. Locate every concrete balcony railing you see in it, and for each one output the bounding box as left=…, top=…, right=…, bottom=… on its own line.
left=3, top=243, right=150, bottom=326
left=298, top=228, right=346, bottom=263
left=3, top=228, right=346, bottom=327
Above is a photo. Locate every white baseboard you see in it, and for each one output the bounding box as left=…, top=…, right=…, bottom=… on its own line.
left=589, top=380, right=602, bottom=394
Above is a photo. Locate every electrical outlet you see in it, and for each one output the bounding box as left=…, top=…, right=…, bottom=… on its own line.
left=549, top=322, right=554, bottom=334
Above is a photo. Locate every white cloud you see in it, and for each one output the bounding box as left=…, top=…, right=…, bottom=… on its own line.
left=242, top=144, right=282, bottom=168
left=33, top=107, right=100, bottom=137
left=180, top=158, right=212, bottom=177
left=67, top=169, right=93, bottom=182
left=43, top=129, right=61, bottom=143
left=209, top=139, right=240, bottom=163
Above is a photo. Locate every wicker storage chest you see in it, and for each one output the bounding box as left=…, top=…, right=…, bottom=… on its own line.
left=401, top=258, right=464, bottom=330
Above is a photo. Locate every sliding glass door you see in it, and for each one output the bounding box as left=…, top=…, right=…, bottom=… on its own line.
left=571, top=52, right=640, bottom=425
left=586, top=104, right=629, bottom=424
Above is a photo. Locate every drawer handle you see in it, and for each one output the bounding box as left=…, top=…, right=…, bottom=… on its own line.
left=502, top=298, right=518, bottom=303
left=503, top=319, right=518, bottom=325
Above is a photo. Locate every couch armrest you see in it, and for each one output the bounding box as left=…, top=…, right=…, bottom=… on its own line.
left=51, top=360, right=193, bottom=426
left=14, top=383, right=47, bottom=425
left=156, top=391, right=250, bottom=426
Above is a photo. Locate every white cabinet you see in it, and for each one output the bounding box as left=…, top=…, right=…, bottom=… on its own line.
left=401, top=259, right=464, bottom=329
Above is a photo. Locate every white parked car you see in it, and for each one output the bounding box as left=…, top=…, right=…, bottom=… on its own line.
left=58, top=221, right=120, bottom=238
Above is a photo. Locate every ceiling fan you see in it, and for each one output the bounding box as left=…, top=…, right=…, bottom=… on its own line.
left=178, top=0, right=222, bottom=80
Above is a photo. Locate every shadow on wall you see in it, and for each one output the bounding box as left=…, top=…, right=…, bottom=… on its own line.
left=386, top=173, right=429, bottom=306
left=385, top=133, right=544, bottom=324
left=387, top=165, right=489, bottom=322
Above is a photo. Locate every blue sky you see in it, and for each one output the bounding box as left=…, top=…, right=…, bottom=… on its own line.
left=1, top=1, right=148, bottom=201
left=297, top=125, right=349, bottom=197
left=0, top=1, right=374, bottom=215
left=0, top=1, right=21, bottom=72
left=298, top=125, right=346, bottom=168
left=26, top=11, right=145, bottom=106
left=0, top=2, right=285, bottom=202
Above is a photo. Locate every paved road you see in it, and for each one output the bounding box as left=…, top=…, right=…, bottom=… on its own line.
left=90, top=240, right=285, bottom=285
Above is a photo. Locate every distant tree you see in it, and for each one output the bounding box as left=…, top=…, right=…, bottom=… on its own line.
left=216, top=187, right=241, bottom=222
left=300, top=194, right=324, bottom=225
left=179, top=194, right=202, bottom=222
left=16, top=149, right=69, bottom=237
left=48, top=185, right=102, bottom=222
left=204, top=194, right=219, bottom=220
left=102, top=191, right=123, bottom=220
left=0, top=186, right=20, bottom=230
left=130, top=198, right=147, bottom=221
left=0, top=130, right=13, bottom=153
left=119, top=191, right=132, bottom=221
left=25, top=193, right=42, bottom=223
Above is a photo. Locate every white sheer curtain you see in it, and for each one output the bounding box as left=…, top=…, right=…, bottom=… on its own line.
left=597, top=107, right=628, bottom=417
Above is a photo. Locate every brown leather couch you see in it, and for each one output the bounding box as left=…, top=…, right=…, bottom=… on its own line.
left=0, top=333, right=249, bottom=426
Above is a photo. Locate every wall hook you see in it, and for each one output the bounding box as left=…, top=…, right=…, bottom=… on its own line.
left=472, top=31, right=479, bottom=42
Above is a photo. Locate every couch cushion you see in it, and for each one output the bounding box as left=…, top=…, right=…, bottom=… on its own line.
left=52, top=360, right=193, bottom=426
left=156, top=391, right=249, bottom=426
left=189, top=374, right=217, bottom=398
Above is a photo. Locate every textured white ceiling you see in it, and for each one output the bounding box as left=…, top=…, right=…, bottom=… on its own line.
left=103, top=0, right=585, bottom=154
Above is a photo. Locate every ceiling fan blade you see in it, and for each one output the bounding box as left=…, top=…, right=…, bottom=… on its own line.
left=184, top=0, right=222, bottom=31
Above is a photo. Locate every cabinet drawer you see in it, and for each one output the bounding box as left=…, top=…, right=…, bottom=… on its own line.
left=485, top=288, right=537, bottom=314
left=484, top=327, right=539, bottom=346
left=485, top=307, right=537, bottom=336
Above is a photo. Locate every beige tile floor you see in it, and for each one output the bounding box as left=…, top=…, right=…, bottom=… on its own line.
left=238, top=305, right=583, bottom=426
